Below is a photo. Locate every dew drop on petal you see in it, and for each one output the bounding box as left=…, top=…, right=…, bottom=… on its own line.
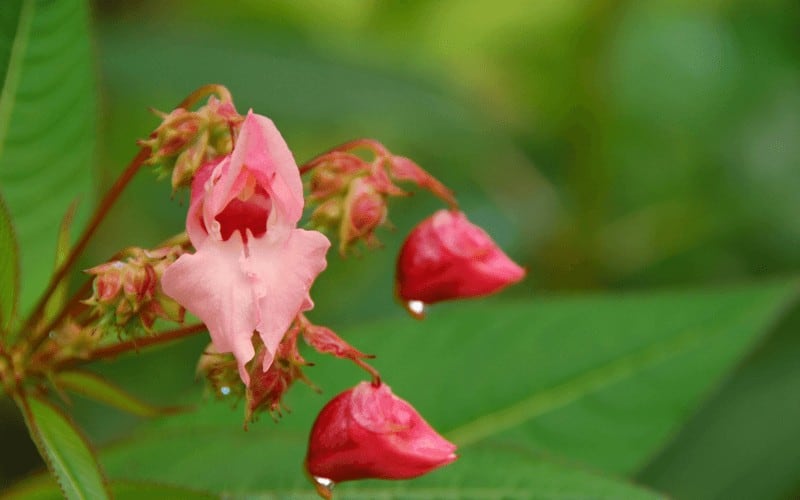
left=405, top=300, right=426, bottom=320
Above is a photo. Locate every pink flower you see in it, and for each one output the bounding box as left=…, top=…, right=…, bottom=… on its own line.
left=305, top=381, right=457, bottom=483
left=396, top=209, right=525, bottom=306
left=162, top=112, right=330, bottom=385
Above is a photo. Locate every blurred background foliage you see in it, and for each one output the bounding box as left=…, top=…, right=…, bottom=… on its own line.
left=2, top=0, right=799, bottom=498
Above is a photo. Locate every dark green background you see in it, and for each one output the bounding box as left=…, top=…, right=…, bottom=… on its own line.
left=2, top=1, right=799, bottom=498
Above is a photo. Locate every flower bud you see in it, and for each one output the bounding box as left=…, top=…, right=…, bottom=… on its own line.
left=85, top=246, right=186, bottom=334
left=308, top=152, right=364, bottom=200
left=142, top=93, right=242, bottom=192
left=396, top=210, right=525, bottom=309
left=196, top=344, right=244, bottom=399
left=339, top=177, right=387, bottom=252
left=305, top=381, right=457, bottom=484
left=304, top=139, right=457, bottom=256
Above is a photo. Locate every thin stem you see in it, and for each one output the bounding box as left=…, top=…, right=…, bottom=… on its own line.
left=298, top=138, right=388, bottom=176
left=180, top=84, right=232, bottom=109
left=89, top=323, right=206, bottom=361
left=56, top=323, right=206, bottom=370
left=351, top=357, right=381, bottom=387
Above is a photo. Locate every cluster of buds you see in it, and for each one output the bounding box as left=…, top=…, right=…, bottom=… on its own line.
left=84, top=246, right=185, bottom=335
left=197, top=313, right=378, bottom=426
left=139, top=88, right=243, bottom=192
left=305, top=139, right=458, bottom=254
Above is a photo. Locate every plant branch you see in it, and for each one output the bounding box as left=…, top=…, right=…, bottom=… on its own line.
left=298, top=138, right=388, bottom=176
left=75, top=322, right=207, bottom=366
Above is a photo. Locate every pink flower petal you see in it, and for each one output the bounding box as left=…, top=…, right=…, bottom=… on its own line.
left=244, top=228, right=330, bottom=372
left=161, top=234, right=257, bottom=384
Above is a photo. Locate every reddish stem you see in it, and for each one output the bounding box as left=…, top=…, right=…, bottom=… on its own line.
left=56, top=323, right=207, bottom=370
left=298, top=138, right=389, bottom=176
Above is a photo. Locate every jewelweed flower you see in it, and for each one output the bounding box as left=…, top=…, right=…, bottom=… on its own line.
left=305, top=381, right=457, bottom=483
left=396, top=209, right=525, bottom=306
left=162, top=111, right=330, bottom=385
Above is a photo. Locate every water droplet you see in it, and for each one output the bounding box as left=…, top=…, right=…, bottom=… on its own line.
left=220, top=386, right=231, bottom=396
left=405, top=300, right=426, bottom=319
left=312, top=476, right=335, bottom=499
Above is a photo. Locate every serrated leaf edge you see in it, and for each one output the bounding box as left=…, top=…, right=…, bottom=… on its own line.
left=15, top=392, right=112, bottom=499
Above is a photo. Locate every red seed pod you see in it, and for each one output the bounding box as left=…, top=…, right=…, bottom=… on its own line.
left=396, top=209, right=525, bottom=309
left=305, top=381, right=457, bottom=485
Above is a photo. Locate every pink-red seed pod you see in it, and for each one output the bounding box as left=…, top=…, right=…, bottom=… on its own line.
left=396, top=209, right=525, bottom=305
left=305, top=381, right=457, bottom=483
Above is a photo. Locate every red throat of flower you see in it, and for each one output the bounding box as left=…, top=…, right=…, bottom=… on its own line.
left=214, top=181, right=272, bottom=241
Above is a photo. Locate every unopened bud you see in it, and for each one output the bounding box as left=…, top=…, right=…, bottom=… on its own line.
left=305, top=381, right=457, bottom=484
left=339, top=177, right=387, bottom=253
left=396, top=210, right=525, bottom=308
left=308, top=152, right=365, bottom=200
left=142, top=92, right=243, bottom=192
left=197, top=344, right=244, bottom=399
left=85, top=246, right=186, bottom=334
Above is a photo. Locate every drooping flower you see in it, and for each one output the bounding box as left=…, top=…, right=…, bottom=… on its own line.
left=305, top=381, right=457, bottom=485
left=161, top=112, right=330, bottom=385
left=396, top=209, right=525, bottom=309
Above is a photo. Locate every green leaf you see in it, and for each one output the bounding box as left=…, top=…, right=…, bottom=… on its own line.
left=55, top=370, right=186, bottom=418
left=99, top=422, right=661, bottom=498
left=44, top=201, right=78, bottom=322
left=0, top=192, right=19, bottom=332
left=90, top=283, right=793, bottom=496
left=637, top=304, right=800, bottom=499
left=2, top=477, right=215, bottom=500
left=362, top=282, right=797, bottom=475
left=0, top=0, right=96, bottom=317
left=16, top=393, right=110, bottom=499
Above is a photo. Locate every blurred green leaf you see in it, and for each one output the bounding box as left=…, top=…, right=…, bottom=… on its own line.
left=99, top=429, right=662, bottom=498
left=43, top=202, right=77, bottom=323
left=55, top=370, right=186, bottom=418
left=3, top=477, right=215, bottom=500
left=88, top=282, right=794, bottom=494
left=0, top=192, right=19, bottom=332
left=637, top=304, right=800, bottom=499
left=345, top=282, right=795, bottom=475
left=0, top=0, right=96, bottom=316
left=16, top=394, right=110, bottom=499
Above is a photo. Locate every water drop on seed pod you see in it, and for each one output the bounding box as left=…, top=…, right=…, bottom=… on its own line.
left=405, top=300, right=426, bottom=319
left=312, top=476, right=335, bottom=499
